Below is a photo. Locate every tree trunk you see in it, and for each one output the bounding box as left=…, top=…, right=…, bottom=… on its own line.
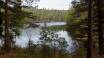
left=4, top=0, right=11, bottom=51
left=96, top=0, right=104, bottom=55
left=87, top=0, right=93, bottom=58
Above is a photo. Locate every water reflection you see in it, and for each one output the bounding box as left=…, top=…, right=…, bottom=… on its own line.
left=15, top=27, right=72, bottom=47
left=0, top=22, right=77, bottom=53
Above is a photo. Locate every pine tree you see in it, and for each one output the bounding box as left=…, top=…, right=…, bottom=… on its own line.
left=96, top=0, right=104, bottom=55
left=0, top=0, right=38, bottom=51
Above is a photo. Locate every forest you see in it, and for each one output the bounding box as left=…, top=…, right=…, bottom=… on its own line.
left=23, top=7, right=67, bottom=22
left=0, top=0, right=104, bottom=58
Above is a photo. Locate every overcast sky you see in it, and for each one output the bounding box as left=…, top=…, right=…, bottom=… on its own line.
left=36, top=0, right=72, bottom=10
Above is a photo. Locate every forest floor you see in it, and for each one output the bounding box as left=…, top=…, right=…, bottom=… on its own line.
left=0, top=51, right=17, bottom=58
left=92, top=49, right=104, bottom=58
left=0, top=49, right=104, bottom=58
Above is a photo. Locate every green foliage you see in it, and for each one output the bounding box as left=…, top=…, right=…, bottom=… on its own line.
left=40, top=26, right=68, bottom=49
left=66, top=0, right=104, bottom=48
left=66, top=0, right=88, bottom=57
left=47, top=25, right=66, bottom=31
left=0, top=0, right=37, bottom=50
left=23, top=7, right=67, bottom=22
left=38, top=26, right=69, bottom=58
left=58, top=38, right=68, bottom=50
left=67, top=0, right=104, bottom=57
left=72, top=47, right=86, bottom=58
left=0, top=45, right=71, bottom=58
left=0, top=0, right=71, bottom=58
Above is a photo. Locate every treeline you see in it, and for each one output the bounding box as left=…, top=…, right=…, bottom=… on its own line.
left=23, top=7, right=67, bottom=22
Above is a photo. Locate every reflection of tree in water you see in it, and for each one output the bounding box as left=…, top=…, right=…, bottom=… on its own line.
left=70, top=40, right=79, bottom=53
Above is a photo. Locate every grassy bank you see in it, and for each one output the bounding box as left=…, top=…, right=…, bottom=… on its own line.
left=0, top=47, right=71, bottom=58
left=47, top=25, right=67, bottom=31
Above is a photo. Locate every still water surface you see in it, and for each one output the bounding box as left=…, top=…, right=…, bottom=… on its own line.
left=16, top=22, right=71, bottom=47
left=0, top=22, right=77, bottom=53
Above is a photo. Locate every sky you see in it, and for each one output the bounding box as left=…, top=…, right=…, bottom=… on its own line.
left=36, top=0, right=72, bottom=10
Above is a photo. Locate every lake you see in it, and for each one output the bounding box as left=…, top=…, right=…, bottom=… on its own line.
left=0, top=22, right=77, bottom=53
left=15, top=22, right=71, bottom=47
